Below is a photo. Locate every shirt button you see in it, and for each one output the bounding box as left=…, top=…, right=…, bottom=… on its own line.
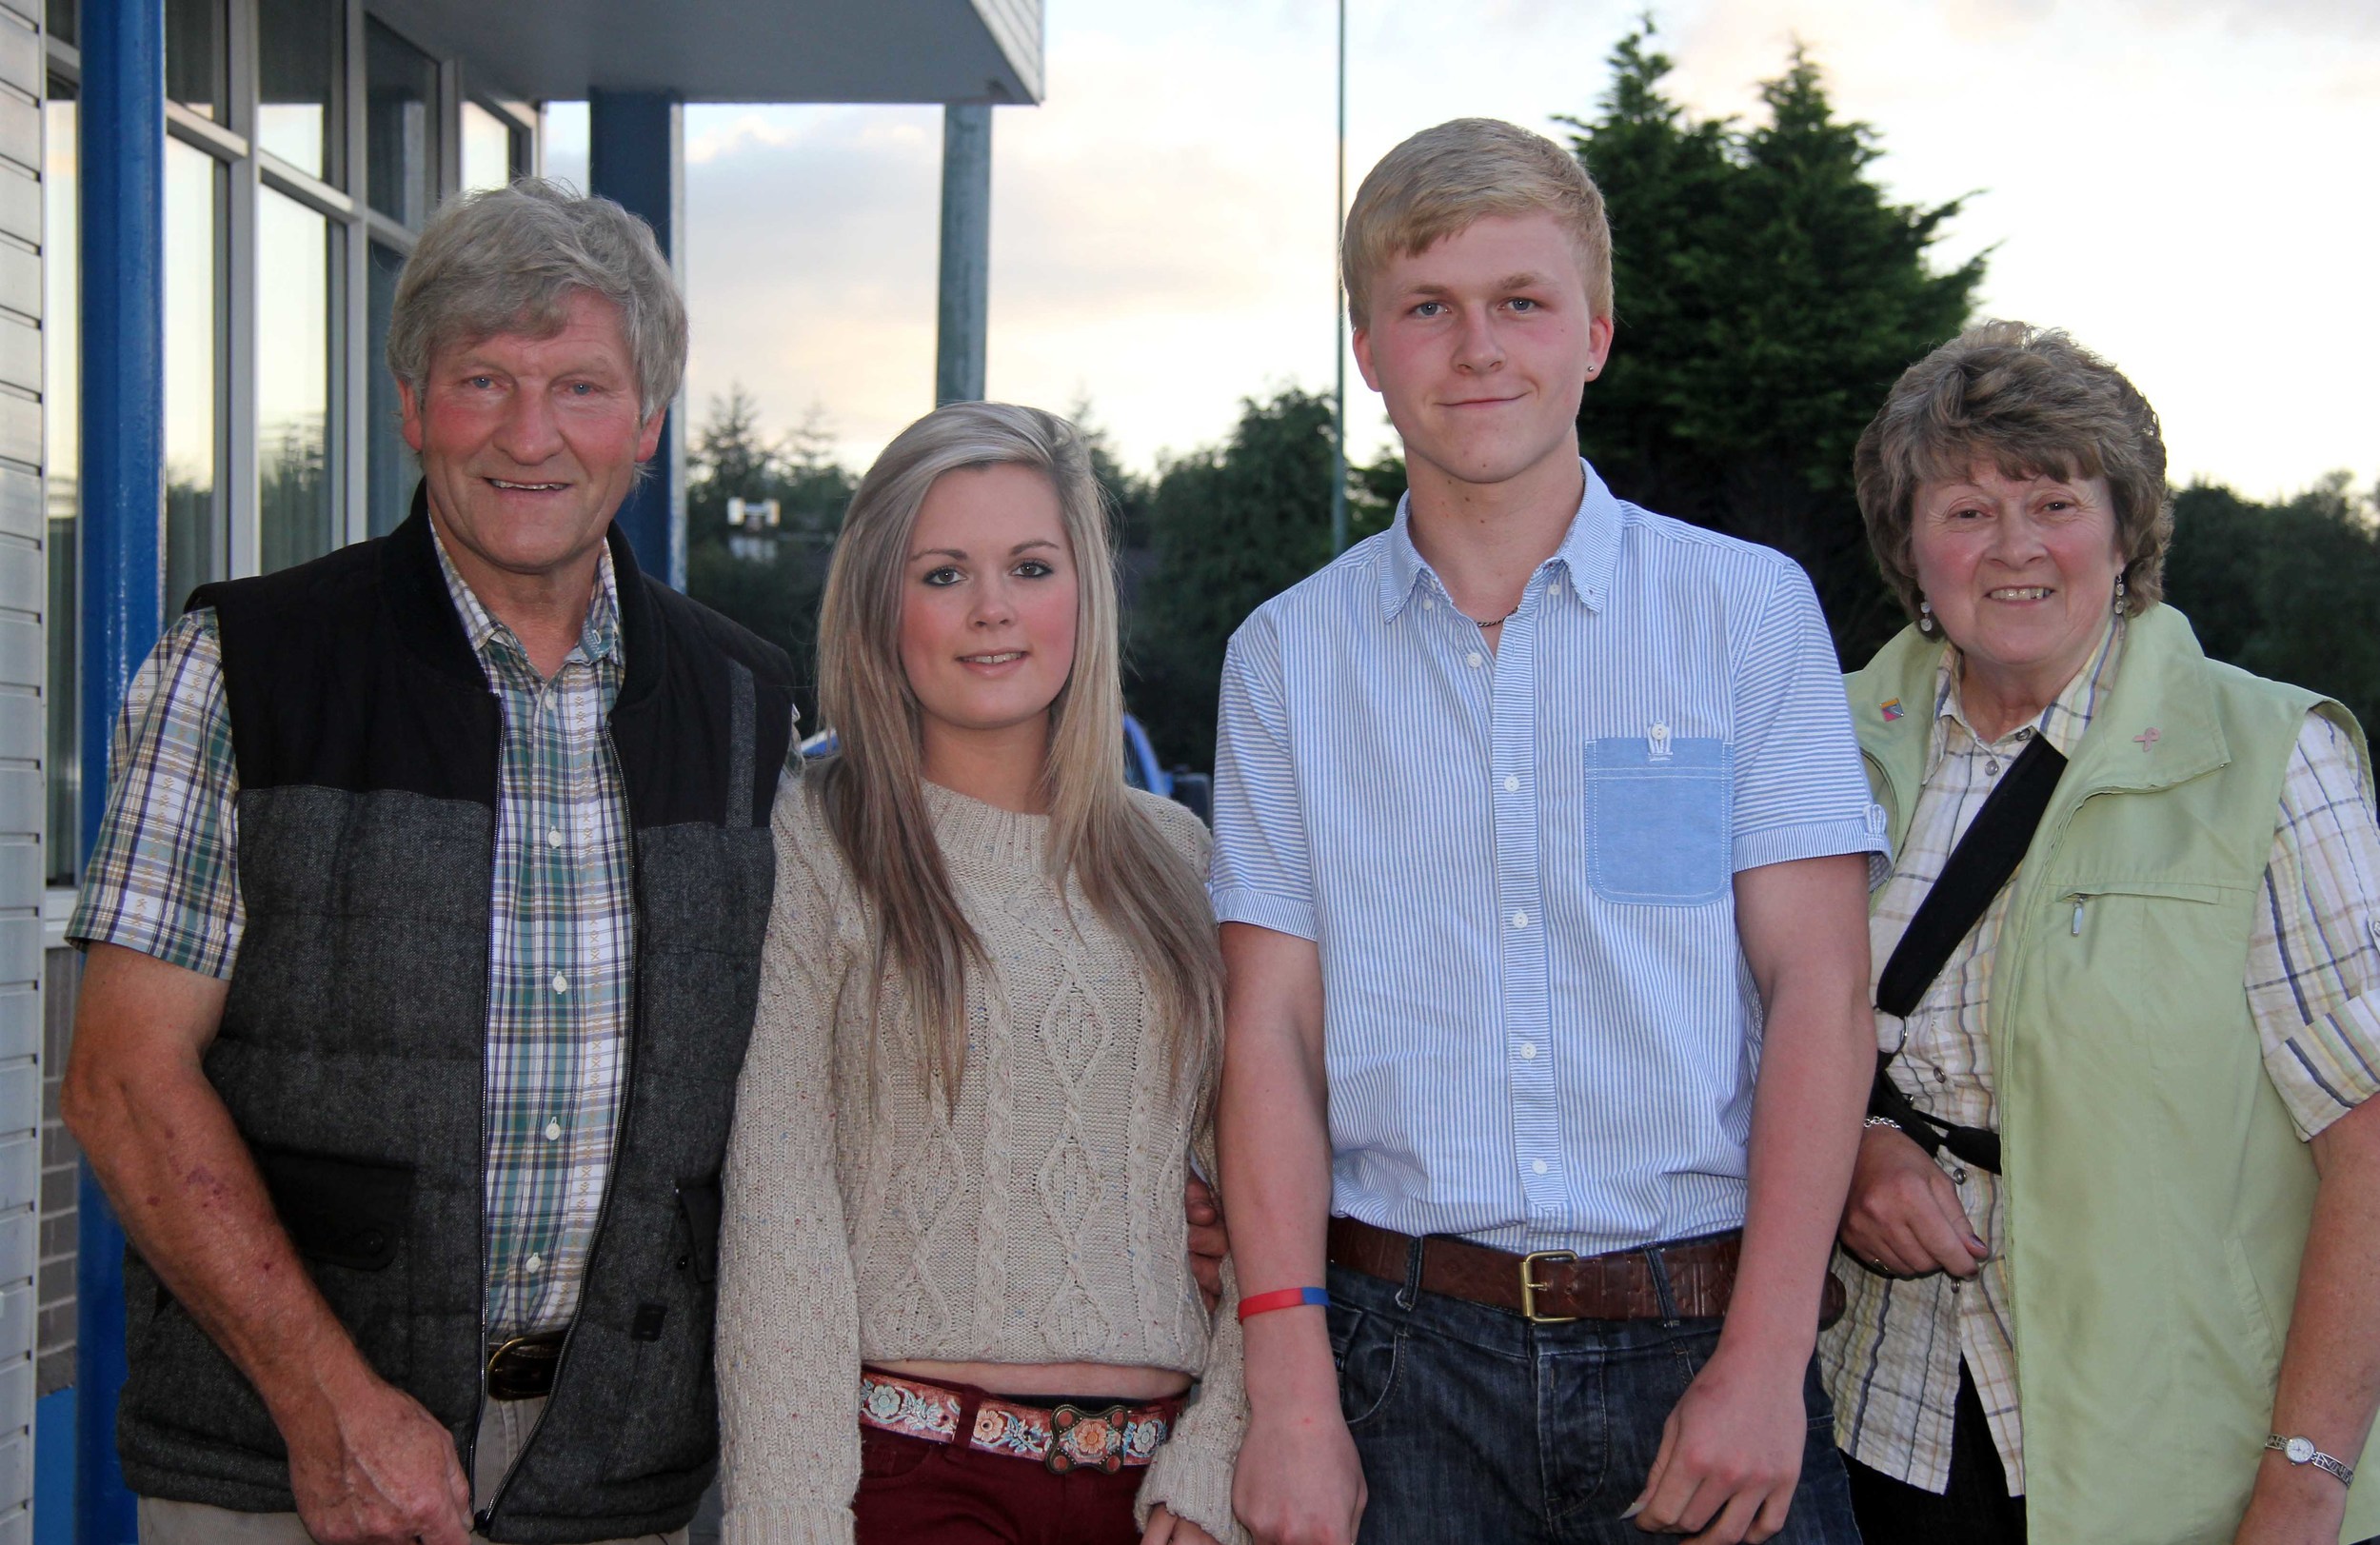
left=1422, top=598, right=1436, bottom=612
left=1519, top=1042, right=1537, bottom=1060
left=1986, top=760, right=2001, bottom=777
left=552, top=972, right=569, bottom=995
left=1934, top=1069, right=1948, bottom=1084
left=1546, top=584, right=1559, bottom=598
left=546, top=827, right=564, bottom=849
left=1504, top=775, right=1520, bottom=793
left=1531, top=1159, right=1548, bottom=1176
left=525, top=1253, right=544, bottom=1274
left=1466, top=652, right=1484, bottom=668
left=1511, top=910, right=1528, bottom=929
left=544, top=1119, right=563, bottom=1141
left=1952, top=1166, right=1970, bottom=1185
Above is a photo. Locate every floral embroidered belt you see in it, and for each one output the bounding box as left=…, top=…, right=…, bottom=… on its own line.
left=858, top=1368, right=1177, bottom=1474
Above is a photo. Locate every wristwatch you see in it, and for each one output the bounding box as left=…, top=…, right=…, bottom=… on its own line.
left=2266, top=1434, right=2356, bottom=1488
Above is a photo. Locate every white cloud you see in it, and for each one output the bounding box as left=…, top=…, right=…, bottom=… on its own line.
left=667, top=0, right=2379, bottom=502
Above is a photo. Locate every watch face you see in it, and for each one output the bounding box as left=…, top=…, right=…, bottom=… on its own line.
left=2287, top=1437, right=2317, bottom=1464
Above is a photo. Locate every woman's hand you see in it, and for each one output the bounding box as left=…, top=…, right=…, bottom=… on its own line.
left=1142, top=1505, right=1222, bottom=1545
left=1837, top=1124, right=1989, bottom=1278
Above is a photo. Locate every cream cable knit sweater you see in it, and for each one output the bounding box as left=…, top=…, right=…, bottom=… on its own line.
left=717, top=780, right=1247, bottom=1545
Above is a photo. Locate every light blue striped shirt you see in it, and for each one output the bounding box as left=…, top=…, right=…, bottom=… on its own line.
left=1211, top=462, right=1888, bottom=1255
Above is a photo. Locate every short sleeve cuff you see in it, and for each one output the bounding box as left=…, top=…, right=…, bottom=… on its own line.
left=2268, top=996, right=2380, bottom=1140
left=1733, top=818, right=1893, bottom=879
left=1208, top=885, right=1318, bottom=941
left=65, top=902, right=238, bottom=980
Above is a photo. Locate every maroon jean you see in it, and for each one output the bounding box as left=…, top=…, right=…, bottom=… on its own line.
left=853, top=1423, right=1149, bottom=1545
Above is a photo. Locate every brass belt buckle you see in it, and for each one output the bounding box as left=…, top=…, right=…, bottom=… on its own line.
left=1519, top=1250, right=1578, bottom=1323
left=486, top=1333, right=538, bottom=1378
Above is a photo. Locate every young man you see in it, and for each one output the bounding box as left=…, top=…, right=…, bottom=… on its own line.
left=1212, top=119, right=1883, bottom=1545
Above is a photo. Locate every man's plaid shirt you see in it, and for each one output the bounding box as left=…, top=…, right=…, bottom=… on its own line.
left=70, top=531, right=635, bottom=1337
left=1820, top=618, right=2380, bottom=1495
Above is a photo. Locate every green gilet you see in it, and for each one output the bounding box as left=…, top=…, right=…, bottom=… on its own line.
left=1846, top=604, right=2380, bottom=1545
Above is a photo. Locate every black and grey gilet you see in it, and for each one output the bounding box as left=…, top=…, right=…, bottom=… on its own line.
left=115, top=497, right=795, bottom=1541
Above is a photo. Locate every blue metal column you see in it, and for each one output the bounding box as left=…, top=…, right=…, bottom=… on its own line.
left=75, top=2, right=163, bottom=1542
left=935, top=105, right=991, bottom=406
left=587, top=90, right=684, bottom=589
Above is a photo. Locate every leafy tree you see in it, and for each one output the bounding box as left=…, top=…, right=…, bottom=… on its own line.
left=1564, top=23, right=1985, bottom=664
left=2165, top=475, right=2380, bottom=731
left=1129, top=389, right=1339, bottom=766
left=683, top=386, right=854, bottom=730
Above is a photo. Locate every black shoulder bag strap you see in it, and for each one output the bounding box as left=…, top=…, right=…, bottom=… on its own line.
left=1869, top=731, right=2069, bottom=1175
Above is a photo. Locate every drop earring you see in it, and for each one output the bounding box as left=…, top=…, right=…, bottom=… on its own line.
left=1918, top=597, right=1936, bottom=636
left=2113, top=571, right=2128, bottom=614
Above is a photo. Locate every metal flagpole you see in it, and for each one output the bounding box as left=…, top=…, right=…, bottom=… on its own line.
left=1330, top=0, right=1348, bottom=554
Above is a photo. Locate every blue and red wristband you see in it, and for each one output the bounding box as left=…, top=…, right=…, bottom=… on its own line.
left=1236, top=1286, right=1330, bottom=1323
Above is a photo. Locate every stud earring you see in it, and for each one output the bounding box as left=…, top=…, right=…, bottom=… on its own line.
left=1917, top=597, right=1935, bottom=636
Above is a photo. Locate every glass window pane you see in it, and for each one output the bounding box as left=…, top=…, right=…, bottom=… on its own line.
left=258, top=189, right=335, bottom=574
left=45, top=0, right=72, bottom=48
left=164, top=139, right=222, bottom=612
left=460, top=101, right=515, bottom=194
left=257, top=0, right=344, bottom=184
left=165, top=0, right=225, bottom=123
left=366, top=19, right=437, bottom=228
left=367, top=241, right=410, bottom=535
left=44, top=87, right=75, bottom=884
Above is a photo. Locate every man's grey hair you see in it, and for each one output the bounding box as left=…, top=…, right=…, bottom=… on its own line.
left=386, top=178, right=687, bottom=421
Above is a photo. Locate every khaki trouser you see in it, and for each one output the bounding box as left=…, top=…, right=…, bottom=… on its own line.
left=135, top=1396, right=691, bottom=1544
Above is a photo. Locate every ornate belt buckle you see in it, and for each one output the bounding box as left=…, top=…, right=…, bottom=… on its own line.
left=1519, top=1250, right=1578, bottom=1324
left=1046, top=1402, right=1129, bottom=1475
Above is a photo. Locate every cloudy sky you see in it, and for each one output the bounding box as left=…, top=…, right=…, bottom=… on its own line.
left=549, top=0, right=2379, bottom=503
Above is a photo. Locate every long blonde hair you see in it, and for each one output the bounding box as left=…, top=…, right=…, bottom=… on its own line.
left=814, top=402, right=1223, bottom=1108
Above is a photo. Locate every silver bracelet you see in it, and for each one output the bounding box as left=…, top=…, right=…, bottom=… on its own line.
left=1861, top=1115, right=1903, bottom=1133
left=2267, top=1434, right=2356, bottom=1488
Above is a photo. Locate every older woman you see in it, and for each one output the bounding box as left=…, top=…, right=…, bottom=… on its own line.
left=1821, top=323, right=2380, bottom=1545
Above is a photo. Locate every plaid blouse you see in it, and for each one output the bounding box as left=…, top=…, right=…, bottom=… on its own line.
left=70, top=532, right=634, bottom=1337
left=1820, top=619, right=2380, bottom=1495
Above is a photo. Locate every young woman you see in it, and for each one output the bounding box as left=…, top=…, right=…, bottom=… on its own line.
left=716, top=403, right=1243, bottom=1545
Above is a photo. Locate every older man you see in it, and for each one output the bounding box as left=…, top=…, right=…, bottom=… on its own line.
left=63, top=181, right=793, bottom=1544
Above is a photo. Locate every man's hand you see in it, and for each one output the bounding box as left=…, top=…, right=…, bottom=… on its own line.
left=1629, top=1344, right=1807, bottom=1543
left=1185, top=1176, right=1228, bottom=1313
left=279, top=1361, right=471, bottom=1545
left=1142, top=1505, right=1224, bottom=1545
left=1836, top=1124, right=1988, bottom=1279
left=1234, top=1396, right=1366, bottom=1545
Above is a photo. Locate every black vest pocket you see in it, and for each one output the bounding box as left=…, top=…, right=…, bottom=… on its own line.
left=258, top=1147, right=418, bottom=1385
left=603, top=1173, right=723, bottom=1481
left=259, top=1148, right=414, bottom=1270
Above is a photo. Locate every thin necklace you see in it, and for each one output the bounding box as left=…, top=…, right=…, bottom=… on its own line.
left=1464, top=601, right=1523, bottom=627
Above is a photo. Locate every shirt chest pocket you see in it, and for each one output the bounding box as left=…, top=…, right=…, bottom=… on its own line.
left=1586, top=737, right=1732, bottom=906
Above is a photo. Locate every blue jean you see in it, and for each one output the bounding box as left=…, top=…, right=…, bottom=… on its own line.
left=1328, top=1260, right=1861, bottom=1545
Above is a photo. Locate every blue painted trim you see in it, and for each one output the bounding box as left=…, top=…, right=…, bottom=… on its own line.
left=586, top=90, right=684, bottom=589
left=76, top=1, right=164, bottom=1541
left=34, top=1388, right=76, bottom=1545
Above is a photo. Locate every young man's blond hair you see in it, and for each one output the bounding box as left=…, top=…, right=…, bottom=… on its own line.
left=1339, top=116, right=1615, bottom=328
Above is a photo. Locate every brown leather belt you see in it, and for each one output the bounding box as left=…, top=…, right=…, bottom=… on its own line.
left=1327, top=1218, right=1845, bottom=1328
left=485, top=1331, right=567, bottom=1401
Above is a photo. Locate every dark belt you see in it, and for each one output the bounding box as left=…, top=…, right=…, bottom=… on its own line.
left=1327, top=1218, right=1846, bottom=1329
left=485, top=1331, right=567, bottom=1401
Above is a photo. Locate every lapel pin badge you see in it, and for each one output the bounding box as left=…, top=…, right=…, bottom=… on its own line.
left=1881, top=699, right=1904, bottom=722
left=2133, top=726, right=2160, bottom=751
